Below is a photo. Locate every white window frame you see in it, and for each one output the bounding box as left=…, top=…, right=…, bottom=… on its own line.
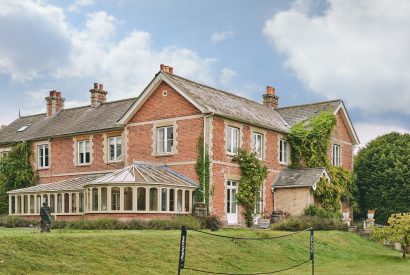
left=37, top=144, right=49, bottom=169
left=108, top=136, right=122, bottom=162
left=279, top=139, right=288, bottom=164
left=227, top=126, right=240, bottom=155
left=156, top=126, right=174, bottom=155
left=254, top=187, right=263, bottom=215
left=77, top=140, right=91, bottom=165
left=332, top=144, right=341, bottom=166
left=252, top=132, right=263, bottom=160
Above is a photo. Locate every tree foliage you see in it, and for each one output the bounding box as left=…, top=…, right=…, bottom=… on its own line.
left=287, top=111, right=353, bottom=212
left=372, top=212, right=410, bottom=258
left=233, top=149, right=268, bottom=227
left=0, top=142, right=38, bottom=213
left=194, top=136, right=210, bottom=208
left=354, top=132, right=410, bottom=224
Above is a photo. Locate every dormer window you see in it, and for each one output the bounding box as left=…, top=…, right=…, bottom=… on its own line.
left=17, top=125, right=30, bottom=132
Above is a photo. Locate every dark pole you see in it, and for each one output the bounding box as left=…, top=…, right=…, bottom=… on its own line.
left=178, top=226, right=187, bottom=275
left=310, top=229, right=314, bottom=275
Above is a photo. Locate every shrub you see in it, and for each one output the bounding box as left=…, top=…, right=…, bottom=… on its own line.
left=271, top=216, right=347, bottom=231
left=199, top=215, right=223, bottom=229
left=303, top=205, right=341, bottom=219
left=5, top=216, right=39, bottom=228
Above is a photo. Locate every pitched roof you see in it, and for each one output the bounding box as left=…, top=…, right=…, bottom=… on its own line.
left=276, top=100, right=342, bottom=127
left=91, top=162, right=198, bottom=188
left=120, top=72, right=290, bottom=133
left=0, top=98, right=136, bottom=144
left=272, top=167, right=328, bottom=190
left=7, top=174, right=107, bottom=194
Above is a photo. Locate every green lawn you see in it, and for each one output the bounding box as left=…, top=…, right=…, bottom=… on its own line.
left=0, top=228, right=407, bottom=274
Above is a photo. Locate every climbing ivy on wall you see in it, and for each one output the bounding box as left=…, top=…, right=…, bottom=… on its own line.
left=0, top=142, right=38, bottom=213
left=233, top=149, right=268, bottom=227
left=194, top=136, right=210, bottom=209
left=287, top=111, right=353, bottom=212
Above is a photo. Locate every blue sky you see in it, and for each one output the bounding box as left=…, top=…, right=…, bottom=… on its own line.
left=0, top=0, right=409, bottom=146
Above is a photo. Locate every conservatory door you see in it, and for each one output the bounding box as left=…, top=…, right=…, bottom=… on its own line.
left=226, top=180, right=238, bottom=225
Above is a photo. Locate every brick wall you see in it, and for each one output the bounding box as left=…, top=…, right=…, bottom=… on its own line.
left=32, top=131, right=125, bottom=184
left=329, top=110, right=354, bottom=171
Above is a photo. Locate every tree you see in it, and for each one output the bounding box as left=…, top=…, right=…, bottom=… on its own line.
left=372, top=212, right=410, bottom=258
left=0, top=142, right=38, bottom=213
left=354, top=132, right=410, bottom=224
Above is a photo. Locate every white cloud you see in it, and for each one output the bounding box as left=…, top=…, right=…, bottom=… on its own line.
left=263, top=0, right=410, bottom=115
left=355, top=122, right=409, bottom=149
left=211, top=31, right=235, bottom=44
left=219, top=67, right=238, bottom=86
left=68, top=0, right=95, bottom=12
left=0, top=1, right=219, bottom=104
left=0, top=0, right=71, bottom=81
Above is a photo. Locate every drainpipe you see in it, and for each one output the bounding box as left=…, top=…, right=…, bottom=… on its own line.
left=203, top=113, right=214, bottom=205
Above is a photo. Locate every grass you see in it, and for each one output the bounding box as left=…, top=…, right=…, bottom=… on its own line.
left=0, top=228, right=408, bottom=274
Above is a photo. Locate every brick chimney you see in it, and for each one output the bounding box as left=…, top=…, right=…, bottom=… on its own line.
left=160, top=64, right=174, bottom=74
left=45, top=90, right=65, bottom=117
left=90, top=83, right=107, bottom=108
left=263, top=86, right=279, bottom=108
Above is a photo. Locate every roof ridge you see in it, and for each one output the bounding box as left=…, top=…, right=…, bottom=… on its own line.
left=276, top=99, right=342, bottom=110
left=19, top=97, right=137, bottom=118
left=163, top=72, right=270, bottom=109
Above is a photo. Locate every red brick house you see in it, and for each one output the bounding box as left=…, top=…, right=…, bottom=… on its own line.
left=0, top=65, right=359, bottom=225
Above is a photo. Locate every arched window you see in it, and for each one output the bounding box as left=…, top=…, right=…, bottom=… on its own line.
left=36, top=195, right=41, bottom=213
left=92, top=188, right=98, bottom=211
left=161, top=188, right=167, bottom=211
left=184, top=190, right=190, bottom=212
left=16, top=196, right=21, bottom=214
left=111, top=187, right=120, bottom=210
left=57, top=194, right=62, bottom=213
left=50, top=194, right=55, bottom=213
left=177, top=190, right=182, bottom=212
left=71, top=193, right=77, bottom=213
left=79, top=192, right=84, bottom=212
left=29, top=195, right=35, bottom=214
left=11, top=196, right=15, bottom=214
left=64, top=193, right=70, bottom=213
left=43, top=194, right=48, bottom=205
left=137, top=187, right=146, bottom=211
left=124, top=187, right=133, bottom=211
left=23, top=195, right=28, bottom=214
left=101, top=188, right=107, bottom=211
left=169, top=189, right=175, bottom=212
left=149, top=188, right=158, bottom=211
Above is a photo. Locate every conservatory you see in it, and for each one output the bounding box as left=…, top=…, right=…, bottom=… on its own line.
left=7, top=162, right=198, bottom=218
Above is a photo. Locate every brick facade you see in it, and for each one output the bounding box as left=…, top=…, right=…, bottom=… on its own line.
left=4, top=71, right=357, bottom=225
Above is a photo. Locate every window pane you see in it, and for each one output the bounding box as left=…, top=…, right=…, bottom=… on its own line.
left=64, top=193, right=70, bottom=213
left=71, top=193, right=77, bottom=213
left=177, top=190, right=182, bottom=212
left=169, top=189, right=175, bottom=211
left=45, top=146, right=49, bottom=167
left=79, top=193, right=84, bottom=212
left=161, top=188, right=167, bottom=211
left=166, top=126, right=173, bottom=140
left=101, top=188, right=107, bottom=211
left=111, top=188, right=120, bottom=210
left=232, top=128, right=238, bottom=153
left=110, top=143, right=115, bottom=161
left=85, top=152, right=90, bottom=163
left=184, top=190, right=190, bottom=212
left=166, top=139, right=173, bottom=153
left=92, top=188, right=98, bottom=211
left=157, top=128, right=165, bottom=153
left=124, top=187, right=133, bottom=211
left=149, top=188, right=158, bottom=211
left=137, top=188, right=146, bottom=211
left=57, top=194, right=62, bottom=213
left=50, top=194, right=55, bottom=213
left=116, top=138, right=122, bottom=159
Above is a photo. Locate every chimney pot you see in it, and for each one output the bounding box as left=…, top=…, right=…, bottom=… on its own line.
left=99, top=84, right=103, bottom=91
left=46, top=90, right=65, bottom=116
left=160, top=64, right=174, bottom=74
left=263, top=85, right=279, bottom=108
left=94, top=83, right=98, bottom=89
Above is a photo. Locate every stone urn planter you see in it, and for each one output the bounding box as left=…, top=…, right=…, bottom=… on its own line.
left=367, top=209, right=376, bottom=219
left=257, top=218, right=270, bottom=229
